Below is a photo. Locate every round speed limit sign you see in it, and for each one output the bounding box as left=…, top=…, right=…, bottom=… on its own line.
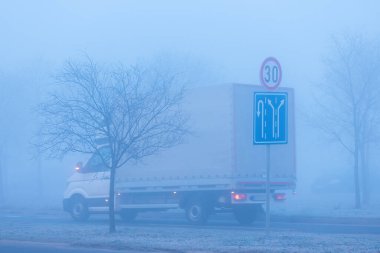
left=260, top=57, right=282, bottom=90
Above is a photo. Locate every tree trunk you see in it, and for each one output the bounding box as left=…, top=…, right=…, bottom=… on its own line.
left=109, top=166, right=116, bottom=233
left=361, top=143, right=370, bottom=206
left=354, top=152, right=361, bottom=209
left=354, top=127, right=361, bottom=209
left=36, top=153, right=43, bottom=204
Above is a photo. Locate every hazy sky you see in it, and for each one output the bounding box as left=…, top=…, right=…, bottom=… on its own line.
left=1, top=1, right=379, bottom=87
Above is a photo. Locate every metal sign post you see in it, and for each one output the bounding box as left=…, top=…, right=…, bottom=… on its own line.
left=255, top=57, right=285, bottom=236
left=265, top=145, right=271, bottom=236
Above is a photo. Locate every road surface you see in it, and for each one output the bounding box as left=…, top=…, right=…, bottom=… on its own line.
left=1, top=210, right=379, bottom=252
left=0, top=241, right=145, bottom=253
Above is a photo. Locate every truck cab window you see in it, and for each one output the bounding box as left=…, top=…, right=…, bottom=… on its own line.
left=81, top=147, right=111, bottom=173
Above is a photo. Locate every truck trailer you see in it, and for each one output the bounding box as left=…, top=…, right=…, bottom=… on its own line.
left=63, top=83, right=296, bottom=225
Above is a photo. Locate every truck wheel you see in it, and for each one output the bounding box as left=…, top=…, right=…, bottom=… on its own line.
left=70, top=196, right=89, bottom=222
left=119, top=209, right=137, bottom=222
left=185, top=199, right=209, bottom=225
left=233, top=205, right=263, bottom=225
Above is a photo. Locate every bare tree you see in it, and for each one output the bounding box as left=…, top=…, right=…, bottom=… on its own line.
left=37, top=57, right=188, bottom=232
left=310, top=34, right=380, bottom=208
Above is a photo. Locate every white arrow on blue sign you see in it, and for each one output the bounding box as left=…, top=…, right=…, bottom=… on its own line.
left=254, top=92, right=288, bottom=144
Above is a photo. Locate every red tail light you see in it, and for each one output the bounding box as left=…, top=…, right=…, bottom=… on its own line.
left=232, top=192, right=247, bottom=201
left=273, top=193, right=286, bottom=201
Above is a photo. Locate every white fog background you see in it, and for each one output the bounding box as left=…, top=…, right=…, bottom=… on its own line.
left=0, top=0, right=379, bottom=214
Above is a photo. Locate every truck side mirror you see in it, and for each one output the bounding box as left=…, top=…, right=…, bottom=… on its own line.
left=75, top=162, right=83, bottom=172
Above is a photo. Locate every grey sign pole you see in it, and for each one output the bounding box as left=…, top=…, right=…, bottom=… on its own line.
left=258, top=57, right=283, bottom=237
left=265, top=145, right=271, bottom=236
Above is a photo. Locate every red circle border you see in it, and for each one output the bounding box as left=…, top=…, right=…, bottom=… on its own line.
left=260, top=57, right=282, bottom=90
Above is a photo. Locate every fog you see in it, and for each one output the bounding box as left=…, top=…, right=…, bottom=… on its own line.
left=1, top=0, right=380, bottom=215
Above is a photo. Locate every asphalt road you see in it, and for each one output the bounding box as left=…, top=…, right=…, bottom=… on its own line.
left=1, top=210, right=380, bottom=234
left=0, top=241, right=146, bottom=253
left=1, top=211, right=380, bottom=252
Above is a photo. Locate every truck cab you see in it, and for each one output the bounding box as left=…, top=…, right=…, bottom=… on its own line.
left=63, top=151, right=110, bottom=221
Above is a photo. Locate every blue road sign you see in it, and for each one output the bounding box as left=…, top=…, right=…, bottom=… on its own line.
left=254, top=92, right=288, bottom=144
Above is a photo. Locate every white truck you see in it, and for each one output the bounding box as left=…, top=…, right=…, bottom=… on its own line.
left=63, top=83, right=296, bottom=225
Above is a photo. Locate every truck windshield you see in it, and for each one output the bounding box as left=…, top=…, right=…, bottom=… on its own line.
left=82, top=147, right=111, bottom=173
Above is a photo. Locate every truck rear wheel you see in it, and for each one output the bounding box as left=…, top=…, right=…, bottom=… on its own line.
left=233, top=205, right=263, bottom=225
left=119, top=209, right=137, bottom=222
left=69, top=195, right=89, bottom=222
left=185, top=199, right=209, bottom=225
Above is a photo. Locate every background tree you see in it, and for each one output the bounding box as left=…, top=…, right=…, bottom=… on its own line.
left=37, top=57, right=188, bottom=232
left=310, top=34, right=380, bottom=208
